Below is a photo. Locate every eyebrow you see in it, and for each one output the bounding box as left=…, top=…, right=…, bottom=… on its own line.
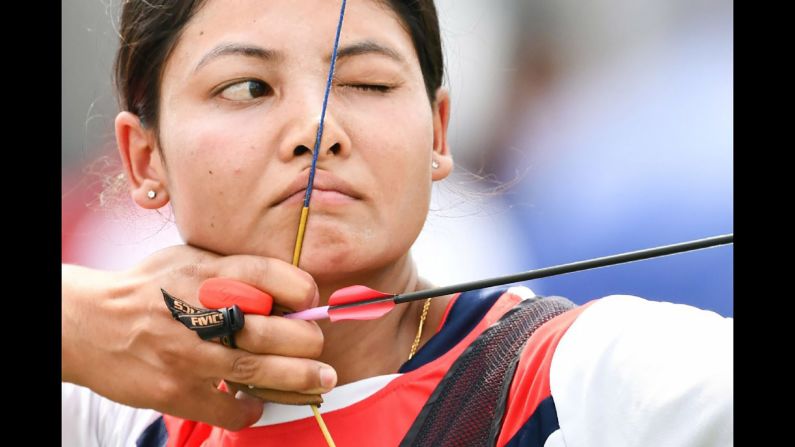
left=333, top=41, right=406, bottom=65
left=194, top=43, right=283, bottom=73
left=193, top=40, right=405, bottom=73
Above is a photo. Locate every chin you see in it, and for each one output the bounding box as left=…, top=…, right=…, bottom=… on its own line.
left=298, top=246, right=364, bottom=279
left=299, top=242, right=411, bottom=288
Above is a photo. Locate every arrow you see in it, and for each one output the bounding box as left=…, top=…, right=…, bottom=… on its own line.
left=284, top=233, right=734, bottom=322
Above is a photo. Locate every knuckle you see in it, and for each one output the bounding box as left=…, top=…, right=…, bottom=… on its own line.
left=173, top=263, right=202, bottom=280
left=305, top=324, right=325, bottom=358
left=154, top=379, right=182, bottom=405
left=254, top=319, right=275, bottom=345
left=251, top=257, right=271, bottom=284
left=258, top=257, right=272, bottom=277
left=296, top=278, right=317, bottom=309
left=296, top=365, right=320, bottom=390
left=231, top=355, right=259, bottom=382
left=158, top=336, right=185, bottom=364
left=305, top=343, right=323, bottom=360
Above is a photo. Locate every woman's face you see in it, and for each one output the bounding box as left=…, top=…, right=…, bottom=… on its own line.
left=146, top=0, right=451, bottom=279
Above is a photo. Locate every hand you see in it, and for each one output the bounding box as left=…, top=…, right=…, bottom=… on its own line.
left=62, top=246, right=337, bottom=431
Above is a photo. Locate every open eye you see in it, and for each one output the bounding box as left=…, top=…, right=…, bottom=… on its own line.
left=218, top=80, right=271, bottom=101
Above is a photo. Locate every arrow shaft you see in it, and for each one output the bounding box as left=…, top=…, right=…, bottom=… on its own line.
left=330, top=233, right=733, bottom=311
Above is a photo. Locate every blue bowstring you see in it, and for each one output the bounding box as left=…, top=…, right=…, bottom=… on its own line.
left=304, top=0, right=347, bottom=207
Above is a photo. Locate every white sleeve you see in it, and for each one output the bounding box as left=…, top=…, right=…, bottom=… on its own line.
left=62, top=382, right=162, bottom=447
left=547, top=295, right=733, bottom=447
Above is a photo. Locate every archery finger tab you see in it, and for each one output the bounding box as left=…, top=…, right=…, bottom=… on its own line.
left=162, top=289, right=245, bottom=346
left=200, top=277, right=274, bottom=315
left=193, top=305, right=245, bottom=344
left=207, top=256, right=318, bottom=310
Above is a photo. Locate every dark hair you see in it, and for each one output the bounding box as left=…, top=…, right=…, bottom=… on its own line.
left=379, top=0, right=444, bottom=101
left=114, top=0, right=444, bottom=130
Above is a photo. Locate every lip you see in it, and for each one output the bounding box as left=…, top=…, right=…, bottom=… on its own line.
left=272, top=170, right=363, bottom=207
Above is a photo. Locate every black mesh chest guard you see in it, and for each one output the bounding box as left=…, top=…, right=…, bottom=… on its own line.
left=400, top=295, right=576, bottom=447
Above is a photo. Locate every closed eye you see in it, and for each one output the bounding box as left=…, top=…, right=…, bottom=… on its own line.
left=343, top=84, right=394, bottom=93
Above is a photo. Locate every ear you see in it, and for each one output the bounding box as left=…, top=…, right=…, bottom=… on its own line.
left=115, top=111, right=170, bottom=209
left=430, top=87, right=453, bottom=181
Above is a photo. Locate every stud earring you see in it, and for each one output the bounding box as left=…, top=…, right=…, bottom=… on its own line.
left=432, top=160, right=440, bottom=169
left=147, top=190, right=157, bottom=199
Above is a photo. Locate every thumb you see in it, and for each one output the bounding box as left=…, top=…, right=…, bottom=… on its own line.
left=198, top=387, right=264, bottom=431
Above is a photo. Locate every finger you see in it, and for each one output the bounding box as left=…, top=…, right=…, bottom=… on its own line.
left=228, top=355, right=337, bottom=394
left=208, top=256, right=319, bottom=311
left=235, top=314, right=325, bottom=358
left=198, top=344, right=337, bottom=393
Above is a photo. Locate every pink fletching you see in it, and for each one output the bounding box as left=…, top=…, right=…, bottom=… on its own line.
left=285, top=286, right=396, bottom=322
left=284, top=306, right=330, bottom=321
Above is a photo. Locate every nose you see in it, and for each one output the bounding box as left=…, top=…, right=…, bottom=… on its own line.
left=293, top=142, right=342, bottom=158
left=279, top=104, right=351, bottom=165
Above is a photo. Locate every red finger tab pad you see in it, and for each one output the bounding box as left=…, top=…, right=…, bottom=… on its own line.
left=199, top=278, right=273, bottom=315
left=328, top=285, right=392, bottom=305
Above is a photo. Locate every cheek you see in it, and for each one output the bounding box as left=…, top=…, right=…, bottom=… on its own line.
left=359, top=104, right=434, bottom=235
left=160, top=124, right=269, bottom=241
left=166, top=131, right=236, bottom=202
left=365, top=106, right=434, bottom=203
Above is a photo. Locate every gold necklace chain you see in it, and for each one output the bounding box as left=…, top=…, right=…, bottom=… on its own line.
left=408, top=298, right=433, bottom=360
